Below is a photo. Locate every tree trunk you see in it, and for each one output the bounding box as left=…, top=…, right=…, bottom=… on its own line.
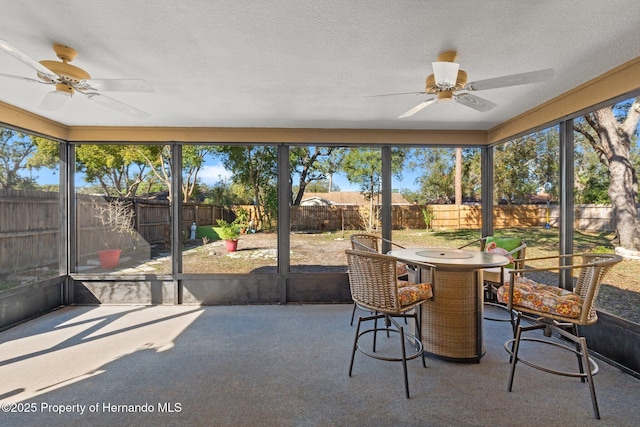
left=369, top=181, right=374, bottom=231
left=247, top=148, right=264, bottom=225
left=455, top=147, right=462, bottom=205
left=592, top=104, right=640, bottom=250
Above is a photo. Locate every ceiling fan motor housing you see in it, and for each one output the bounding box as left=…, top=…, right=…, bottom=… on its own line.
left=54, top=83, right=74, bottom=96
left=38, top=44, right=91, bottom=85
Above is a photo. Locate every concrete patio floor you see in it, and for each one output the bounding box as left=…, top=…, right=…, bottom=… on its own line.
left=0, top=304, right=638, bottom=426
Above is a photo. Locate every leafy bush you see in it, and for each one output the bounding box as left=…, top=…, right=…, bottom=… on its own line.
left=216, top=219, right=240, bottom=240
left=421, top=206, right=436, bottom=231
left=591, top=245, right=614, bottom=254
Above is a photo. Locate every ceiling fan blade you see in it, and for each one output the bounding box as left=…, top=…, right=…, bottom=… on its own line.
left=0, top=72, right=54, bottom=85
left=398, top=98, right=437, bottom=118
left=0, top=38, right=59, bottom=82
left=366, top=91, right=428, bottom=98
left=464, top=68, right=555, bottom=91
left=85, top=92, right=150, bottom=119
left=39, top=91, right=71, bottom=111
left=454, top=93, right=497, bottom=112
left=78, top=78, right=154, bottom=92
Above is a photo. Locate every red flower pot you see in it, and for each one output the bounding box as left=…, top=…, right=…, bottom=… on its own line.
left=225, top=239, right=238, bottom=252
left=98, top=249, right=122, bottom=269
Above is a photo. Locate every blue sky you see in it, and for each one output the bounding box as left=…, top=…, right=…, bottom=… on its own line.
left=194, top=161, right=421, bottom=192
left=29, top=157, right=421, bottom=192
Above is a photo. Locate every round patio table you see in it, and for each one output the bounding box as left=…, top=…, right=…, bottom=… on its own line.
left=388, top=248, right=509, bottom=362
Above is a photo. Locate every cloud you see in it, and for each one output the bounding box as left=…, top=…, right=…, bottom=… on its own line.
left=198, top=164, right=233, bottom=185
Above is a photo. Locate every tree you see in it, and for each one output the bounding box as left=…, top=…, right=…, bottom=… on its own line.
left=324, top=148, right=344, bottom=193
left=574, top=98, right=640, bottom=250
left=182, top=146, right=213, bottom=202
left=410, top=148, right=455, bottom=203
left=342, top=148, right=406, bottom=230
left=461, top=149, right=482, bottom=202
left=294, top=179, right=337, bottom=193
left=290, top=146, right=337, bottom=205
left=201, top=181, right=246, bottom=207
left=532, top=128, right=560, bottom=200
left=0, top=129, right=42, bottom=189
left=454, top=147, right=462, bottom=205
left=408, top=147, right=481, bottom=204
left=214, top=145, right=278, bottom=229
left=574, top=140, right=610, bottom=204
left=30, top=140, right=153, bottom=198
left=133, top=145, right=212, bottom=202
left=76, top=145, right=149, bottom=197
left=494, top=137, right=538, bottom=204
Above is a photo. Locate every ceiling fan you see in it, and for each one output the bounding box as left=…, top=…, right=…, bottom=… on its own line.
left=0, top=38, right=153, bottom=119
left=374, top=50, right=554, bottom=118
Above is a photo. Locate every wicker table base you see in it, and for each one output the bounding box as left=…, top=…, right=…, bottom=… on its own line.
left=419, top=269, right=484, bottom=362
left=389, top=248, right=508, bottom=363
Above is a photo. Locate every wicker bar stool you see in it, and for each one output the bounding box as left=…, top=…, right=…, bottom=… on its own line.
left=345, top=249, right=434, bottom=398
left=349, top=234, right=410, bottom=325
left=499, top=253, right=622, bottom=419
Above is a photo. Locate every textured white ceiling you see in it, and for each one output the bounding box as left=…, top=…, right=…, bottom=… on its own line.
left=0, top=0, right=639, bottom=130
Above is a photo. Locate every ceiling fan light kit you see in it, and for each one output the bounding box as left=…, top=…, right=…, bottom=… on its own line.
left=432, top=61, right=460, bottom=89
left=0, top=39, right=153, bottom=118
left=40, top=89, right=71, bottom=111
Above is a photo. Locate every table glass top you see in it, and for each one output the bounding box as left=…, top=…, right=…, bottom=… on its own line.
left=415, top=249, right=474, bottom=259
left=387, top=247, right=509, bottom=269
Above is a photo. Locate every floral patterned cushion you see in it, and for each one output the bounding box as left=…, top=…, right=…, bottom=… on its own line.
left=497, top=276, right=582, bottom=318
left=397, top=279, right=410, bottom=288
left=397, top=283, right=433, bottom=307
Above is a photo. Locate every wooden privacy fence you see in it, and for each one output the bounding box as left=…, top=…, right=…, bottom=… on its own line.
left=75, top=196, right=238, bottom=253
left=0, top=189, right=633, bottom=272
left=0, top=190, right=59, bottom=273
left=289, top=203, right=624, bottom=231
left=289, top=204, right=493, bottom=230
left=0, top=192, right=236, bottom=272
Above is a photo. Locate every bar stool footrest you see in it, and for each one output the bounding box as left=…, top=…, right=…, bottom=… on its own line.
left=356, top=327, right=423, bottom=362
left=504, top=336, right=599, bottom=378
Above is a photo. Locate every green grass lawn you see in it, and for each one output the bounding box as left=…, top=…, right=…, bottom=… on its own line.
left=196, top=225, right=221, bottom=240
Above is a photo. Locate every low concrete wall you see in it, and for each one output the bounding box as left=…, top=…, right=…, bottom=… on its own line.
left=0, top=277, right=64, bottom=330
left=72, top=279, right=177, bottom=305
left=580, top=311, right=640, bottom=377
left=70, top=273, right=352, bottom=305
left=286, top=273, right=351, bottom=303
left=181, top=275, right=282, bottom=305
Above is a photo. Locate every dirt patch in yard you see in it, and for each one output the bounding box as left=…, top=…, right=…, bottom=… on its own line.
left=178, top=231, right=352, bottom=274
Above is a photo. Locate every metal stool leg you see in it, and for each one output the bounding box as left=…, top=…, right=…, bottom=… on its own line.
left=413, top=310, right=426, bottom=368
left=350, top=303, right=357, bottom=326
left=348, top=311, right=424, bottom=399
left=580, top=337, right=600, bottom=419
left=507, top=324, right=523, bottom=391
left=571, top=324, right=587, bottom=382
left=349, top=317, right=362, bottom=377
left=399, top=324, right=410, bottom=398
